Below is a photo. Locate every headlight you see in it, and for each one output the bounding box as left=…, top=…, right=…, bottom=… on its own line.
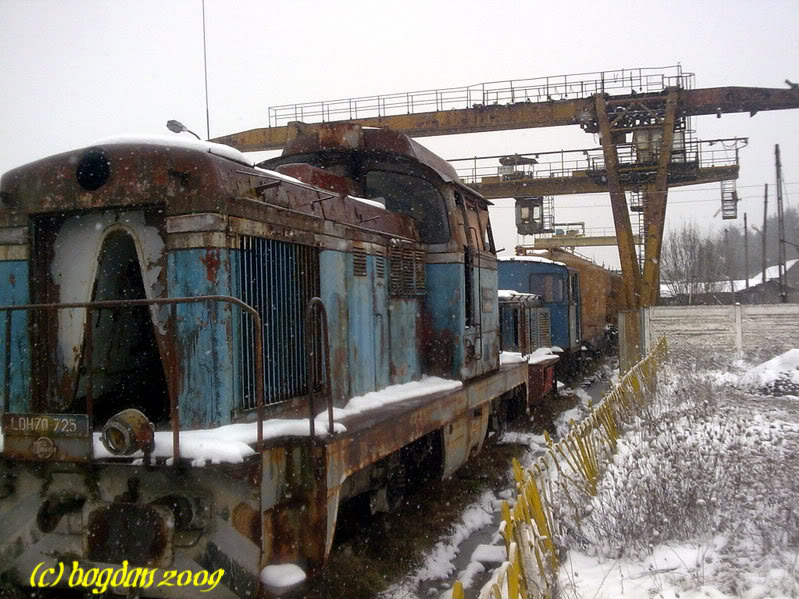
left=101, top=409, right=155, bottom=456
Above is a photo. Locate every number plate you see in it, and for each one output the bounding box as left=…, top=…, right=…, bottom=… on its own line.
left=1, top=413, right=91, bottom=462
left=2, top=413, right=89, bottom=437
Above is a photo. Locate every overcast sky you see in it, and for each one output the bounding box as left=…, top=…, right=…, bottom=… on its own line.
left=1, top=0, right=797, bottom=268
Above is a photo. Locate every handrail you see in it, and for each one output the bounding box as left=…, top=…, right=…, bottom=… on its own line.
left=449, top=137, right=747, bottom=185
left=304, top=297, right=335, bottom=437
left=0, top=295, right=265, bottom=461
left=267, top=66, right=693, bottom=128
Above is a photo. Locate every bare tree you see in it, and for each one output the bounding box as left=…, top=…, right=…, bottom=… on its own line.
left=661, top=221, right=725, bottom=304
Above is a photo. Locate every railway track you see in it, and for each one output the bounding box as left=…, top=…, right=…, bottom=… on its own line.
left=289, top=358, right=615, bottom=599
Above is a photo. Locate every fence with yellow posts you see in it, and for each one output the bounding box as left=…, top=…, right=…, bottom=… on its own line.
left=452, top=336, right=668, bottom=599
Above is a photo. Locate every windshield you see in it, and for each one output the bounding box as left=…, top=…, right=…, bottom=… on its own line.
left=364, top=170, right=450, bottom=244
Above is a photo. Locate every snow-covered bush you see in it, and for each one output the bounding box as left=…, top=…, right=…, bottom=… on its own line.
left=555, top=351, right=799, bottom=597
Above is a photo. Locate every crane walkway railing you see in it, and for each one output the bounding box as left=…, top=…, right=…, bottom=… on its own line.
left=268, top=66, right=693, bottom=128
left=449, top=138, right=746, bottom=186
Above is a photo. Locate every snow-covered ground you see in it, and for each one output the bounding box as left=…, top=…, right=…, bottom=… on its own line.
left=384, top=349, right=799, bottom=599
left=378, top=360, right=617, bottom=599
left=557, top=348, right=799, bottom=599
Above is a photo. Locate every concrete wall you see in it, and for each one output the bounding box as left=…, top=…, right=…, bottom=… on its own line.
left=641, top=304, right=799, bottom=356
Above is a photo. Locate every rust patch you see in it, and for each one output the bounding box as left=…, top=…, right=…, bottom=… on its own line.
left=8, top=273, right=15, bottom=286
left=200, top=249, right=221, bottom=283
left=232, top=502, right=262, bottom=547
left=85, top=502, right=174, bottom=567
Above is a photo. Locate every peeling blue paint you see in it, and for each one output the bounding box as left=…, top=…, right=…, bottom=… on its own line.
left=319, top=250, right=350, bottom=405
left=347, top=257, right=375, bottom=397
left=0, top=260, right=31, bottom=412
left=167, top=249, right=234, bottom=428
left=423, top=263, right=464, bottom=379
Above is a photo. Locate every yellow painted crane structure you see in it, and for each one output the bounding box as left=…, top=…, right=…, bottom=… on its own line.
left=212, top=66, right=799, bottom=311
left=448, top=135, right=747, bottom=264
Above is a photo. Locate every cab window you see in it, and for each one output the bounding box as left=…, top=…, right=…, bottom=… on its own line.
left=364, top=170, right=450, bottom=244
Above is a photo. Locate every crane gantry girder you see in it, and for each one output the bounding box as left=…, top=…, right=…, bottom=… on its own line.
left=211, top=86, right=799, bottom=152
left=466, top=164, right=738, bottom=198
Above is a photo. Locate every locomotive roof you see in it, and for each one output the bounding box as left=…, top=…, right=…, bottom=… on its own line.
left=0, top=135, right=420, bottom=241
left=497, top=255, right=567, bottom=267
left=0, top=135, right=314, bottom=215
left=274, top=124, right=461, bottom=182
left=264, top=123, right=492, bottom=207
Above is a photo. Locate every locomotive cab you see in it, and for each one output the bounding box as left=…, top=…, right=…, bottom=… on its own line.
left=497, top=256, right=581, bottom=355
left=260, top=123, right=500, bottom=384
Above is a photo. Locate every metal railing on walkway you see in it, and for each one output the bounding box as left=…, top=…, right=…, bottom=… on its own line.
left=268, top=66, right=693, bottom=128
left=1, top=296, right=265, bottom=463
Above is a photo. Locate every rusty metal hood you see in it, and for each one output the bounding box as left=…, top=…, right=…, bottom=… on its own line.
left=278, top=122, right=461, bottom=183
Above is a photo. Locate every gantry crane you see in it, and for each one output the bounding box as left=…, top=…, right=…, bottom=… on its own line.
left=212, top=66, right=799, bottom=311
left=447, top=136, right=747, bottom=260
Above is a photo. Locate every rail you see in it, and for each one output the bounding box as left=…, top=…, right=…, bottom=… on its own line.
left=267, top=66, right=693, bottom=128
left=450, top=137, right=746, bottom=185
left=0, top=295, right=265, bottom=463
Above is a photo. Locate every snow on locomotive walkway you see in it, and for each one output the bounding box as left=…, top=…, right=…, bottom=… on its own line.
left=86, top=376, right=462, bottom=466
left=556, top=347, right=799, bottom=599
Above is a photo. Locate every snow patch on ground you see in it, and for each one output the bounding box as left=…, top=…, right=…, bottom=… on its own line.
left=259, top=563, right=307, bottom=588
left=554, top=385, right=595, bottom=438
left=737, top=348, right=799, bottom=396
left=379, top=490, right=498, bottom=599
left=497, top=431, right=546, bottom=447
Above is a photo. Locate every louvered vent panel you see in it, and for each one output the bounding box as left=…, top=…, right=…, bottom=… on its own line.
left=238, top=236, right=319, bottom=408
left=402, top=248, right=415, bottom=292
left=389, top=246, right=403, bottom=295
left=375, top=253, right=385, bottom=279
left=353, top=248, right=367, bottom=277
left=414, top=250, right=426, bottom=293
left=538, top=310, right=551, bottom=348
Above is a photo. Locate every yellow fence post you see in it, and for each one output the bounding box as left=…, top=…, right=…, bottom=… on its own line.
left=457, top=337, right=669, bottom=599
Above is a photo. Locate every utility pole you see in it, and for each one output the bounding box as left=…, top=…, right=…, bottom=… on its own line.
left=762, top=183, right=768, bottom=303
left=776, top=145, right=787, bottom=303
left=744, top=212, right=749, bottom=294
left=725, top=228, right=736, bottom=304
left=202, top=0, right=211, bottom=140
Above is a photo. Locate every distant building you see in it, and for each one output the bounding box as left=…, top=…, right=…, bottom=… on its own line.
left=660, top=259, right=799, bottom=305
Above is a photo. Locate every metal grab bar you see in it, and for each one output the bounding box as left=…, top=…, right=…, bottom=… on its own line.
left=0, top=295, right=266, bottom=461
left=304, top=297, right=335, bottom=437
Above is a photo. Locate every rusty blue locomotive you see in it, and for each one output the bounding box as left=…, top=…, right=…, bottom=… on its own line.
left=0, top=123, right=559, bottom=597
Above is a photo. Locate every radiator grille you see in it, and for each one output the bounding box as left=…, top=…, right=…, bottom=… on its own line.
left=238, top=236, right=319, bottom=408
